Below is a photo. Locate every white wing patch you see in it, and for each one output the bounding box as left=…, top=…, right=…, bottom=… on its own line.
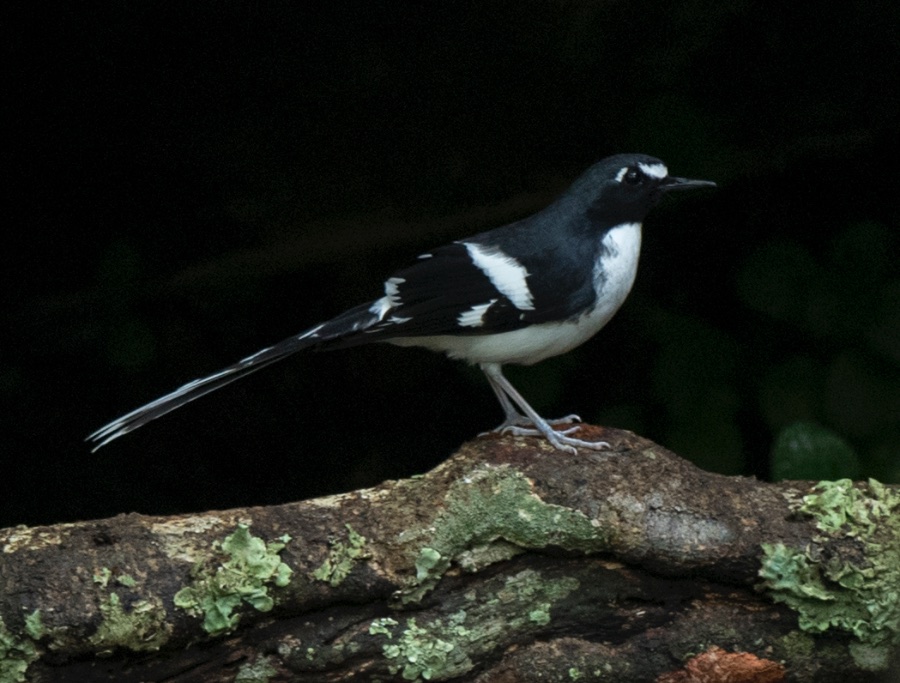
left=369, top=298, right=390, bottom=321
left=462, top=242, right=534, bottom=311
left=457, top=299, right=497, bottom=328
left=385, top=277, right=405, bottom=306
left=369, top=277, right=407, bottom=322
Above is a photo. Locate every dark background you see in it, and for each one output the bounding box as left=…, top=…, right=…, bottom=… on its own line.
left=5, top=2, right=900, bottom=528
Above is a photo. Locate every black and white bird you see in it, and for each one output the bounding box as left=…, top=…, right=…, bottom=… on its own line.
left=88, top=154, right=715, bottom=454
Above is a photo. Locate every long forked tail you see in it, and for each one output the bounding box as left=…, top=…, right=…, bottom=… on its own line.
left=87, top=302, right=380, bottom=451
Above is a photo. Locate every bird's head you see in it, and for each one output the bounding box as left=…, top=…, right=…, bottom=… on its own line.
left=582, top=153, right=716, bottom=225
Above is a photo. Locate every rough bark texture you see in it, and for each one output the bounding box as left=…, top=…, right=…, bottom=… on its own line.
left=1, top=427, right=898, bottom=682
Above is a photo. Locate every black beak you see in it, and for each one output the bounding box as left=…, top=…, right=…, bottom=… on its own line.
left=661, top=176, right=717, bottom=192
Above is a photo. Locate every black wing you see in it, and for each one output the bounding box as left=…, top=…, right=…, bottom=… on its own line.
left=321, top=234, right=600, bottom=348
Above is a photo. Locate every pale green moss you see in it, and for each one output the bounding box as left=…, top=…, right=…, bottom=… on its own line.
left=174, top=524, right=292, bottom=636
left=777, top=627, right=815, bottom=660
left=312, top=524, right=368, bottom=586
left=404, top=464, right=606, bottom=602
left=759, top=479, right=900, bottom=671
left=89, top=592, right=170, bottom=653
left=0, top=616, right=38, bottom=683
left=848, top=642, right=891, bottom=671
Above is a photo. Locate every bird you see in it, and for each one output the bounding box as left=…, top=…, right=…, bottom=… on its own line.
left=88, top=153, right=715, bottom=454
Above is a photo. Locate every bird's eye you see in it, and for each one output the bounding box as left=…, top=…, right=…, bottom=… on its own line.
left=624, top=168, right=643, bottom=185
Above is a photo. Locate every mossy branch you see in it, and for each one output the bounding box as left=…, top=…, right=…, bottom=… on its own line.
left=1, top=428, right=898, bottom=682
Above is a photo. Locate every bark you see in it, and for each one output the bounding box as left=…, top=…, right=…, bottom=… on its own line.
left=1, top=427, right=898, bottom=682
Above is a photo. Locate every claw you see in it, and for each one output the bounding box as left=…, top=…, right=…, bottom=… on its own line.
left=490, top=422, right=610, bottom=453
left=547, top=414, right=581, bottom=426
left=500, top=424, right=580, bottom=438
left=486, top=414, right=581, bottom=436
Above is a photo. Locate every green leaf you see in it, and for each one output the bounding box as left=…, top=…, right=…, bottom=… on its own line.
left=771, top=421, right=860, bottom=481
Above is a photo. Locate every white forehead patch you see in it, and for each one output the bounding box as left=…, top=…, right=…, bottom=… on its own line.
left=638, top=162, right=668, bottom=179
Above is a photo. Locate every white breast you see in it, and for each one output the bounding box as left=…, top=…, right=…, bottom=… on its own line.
left=391, top=222, right=643, bottom=366
left=585, top=221, right=643, bottom=332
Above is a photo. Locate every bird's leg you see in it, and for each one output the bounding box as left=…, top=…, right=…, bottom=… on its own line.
left=479, top=363, right=609, bottom=454
left=478, top=376, right=528, bottom=435
left=480, top=373, right=582, bottom=435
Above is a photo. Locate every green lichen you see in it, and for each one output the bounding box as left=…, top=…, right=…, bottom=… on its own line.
left=495, top=569, right=579, bottom=623
left=116, top=573, right=137, bottom=588
left=759, top=478, right=900, bottom=670
left=368, top=570, right=578, bottom=680
left=405, top=464, right=606, bottom=602
left=0, top=616, right=38, bottom=683
left=93, top=567, right=139, bottom=590
left=174, top=524, right=293, bottom=636
left=235, top=654, right=279, bottom=682
left=415, top=547, right=442, bottom=582
left=369, top=617, right=399, bottom=637
left=528, top=604, right=551, bottom=626
left=381, top=618, right=466, bottom=681
left=312, top=524, right=368, bottom=586
left=22, top=611, right=44, bottom=641
left=800, top=478, right=897, bottom=537
left=93, top=566, right=112, bottom=588
left=89, top=592, right=170, bottom=653
left=456, top=540, right=524, bottom=571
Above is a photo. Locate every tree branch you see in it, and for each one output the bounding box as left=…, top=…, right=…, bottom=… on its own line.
left=1, top=428, right=898, bottom=681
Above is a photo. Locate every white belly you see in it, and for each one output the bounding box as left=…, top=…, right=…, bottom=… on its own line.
left=391, top=222, right=642, bottom=366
